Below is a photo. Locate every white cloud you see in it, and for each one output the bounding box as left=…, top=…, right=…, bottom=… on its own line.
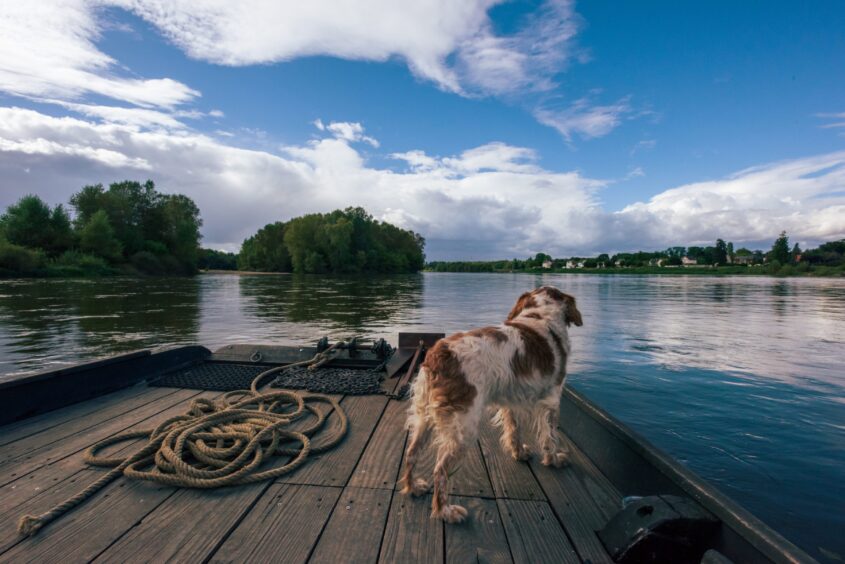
left=115, top=0, right=579, bottom=97
left=817, top=112, right=845, bottom=134
left=626, top=166, right=645, bottom=179
left=0, top=1, right=579, bottom=109
left=616, top=153, right=845, bottom=248
left=534, top=95, right=633, bottom=142
left=0, top=1, right=198, bottom=108
left=322, top=122, right=379, bottom=147
left=48, top=101, right=189, bottom=130
left=1, top=107, right=842, bottom=258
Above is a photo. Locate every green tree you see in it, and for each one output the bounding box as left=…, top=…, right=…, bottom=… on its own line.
left=48, top=205, right=75, bottom=255
left=70, top=180, right=202, bottom=272
left=791, top=242, right=802, bottom=262
left=0, top=195, right=74, bottom=256
left=245, top=208, right=424, bottom=274
left=770, top=231, right=790, bottom=264
left=80, top=210, right=123, bottom=261
left=714, top=239, right=728, bottom=265
left=1, top=195, right=53, bottom=250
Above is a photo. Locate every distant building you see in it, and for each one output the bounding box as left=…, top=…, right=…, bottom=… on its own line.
left=733, top=255, right=754, bottom=265
left=565, top=260, right=585, bottom=269
left=542, top=260, right=553, bottom=269
left=648, top=258, right=665, bottom=267
left=614, top=259, right=624, bottom=267
left=682, top=256, right=698, bottom=266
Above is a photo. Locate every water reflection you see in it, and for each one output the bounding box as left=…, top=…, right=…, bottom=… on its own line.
left=239, top=274, right=423, bottom=329
left=0, top=277, right=200, bottom=376
left=0, top=272, right=843, bottom=561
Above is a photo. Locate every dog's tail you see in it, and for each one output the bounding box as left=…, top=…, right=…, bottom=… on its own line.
left=405, top=365, right=431, bottom=430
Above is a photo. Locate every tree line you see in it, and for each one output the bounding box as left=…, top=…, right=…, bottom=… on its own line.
left=427, top=232, right=845, bottom=276
left=236, top=207, right=425, bottom=274
left=1, top=181, right=202, bottom=277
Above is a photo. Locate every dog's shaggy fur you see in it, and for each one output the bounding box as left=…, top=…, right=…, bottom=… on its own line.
left=399, top=286, right=583, bottom=523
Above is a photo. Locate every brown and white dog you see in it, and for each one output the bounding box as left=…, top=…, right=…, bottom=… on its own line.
left=399, top=285, right=583, bottom=523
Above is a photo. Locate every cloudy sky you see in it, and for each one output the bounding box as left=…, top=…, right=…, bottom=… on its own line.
left=0, top=1, right=843, bottom=259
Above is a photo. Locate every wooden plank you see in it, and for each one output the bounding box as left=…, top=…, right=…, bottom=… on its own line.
left=308, top=486, right=392, bottom=564
left=92, top=483, right=269, bottom=563
left=208, top=484, right=340, bottom=564
left=0, top=476, right=174, bottom=563
left=0, top=386, right=178, bottom=466
left=496, top=499, right=580, bottom=564
left=478, top=423, right=544, bottom=500
left=0, top=388, right=199, bottom=487
left=278, top=394, right=388, bottom=488
left=530, top=458, right=613, bottom=564
left=0, top=392, right=220, bottom=554
left=445, top=496, right=512, bottom=564
left=400, top=439, right=494, bottom=499
left=561, top=434, right=621, bottom=520
left=378, top=493, right=443, bottom=564
left=348, top=400, right=408, bottom=490
left=0, top=384, right=155, bottom=448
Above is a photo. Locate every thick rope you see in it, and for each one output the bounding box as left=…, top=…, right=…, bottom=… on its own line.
left=17, top=347, right=348, bottom=537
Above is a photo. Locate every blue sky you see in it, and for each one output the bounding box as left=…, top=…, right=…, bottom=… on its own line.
left=0, top=1, right=843, bottom=259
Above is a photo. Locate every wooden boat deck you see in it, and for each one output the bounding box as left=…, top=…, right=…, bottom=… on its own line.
left=0, top=381, right=622, bottom=563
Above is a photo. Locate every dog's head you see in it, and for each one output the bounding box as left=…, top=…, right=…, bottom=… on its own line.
left=507, top=286, right=583, bottom=327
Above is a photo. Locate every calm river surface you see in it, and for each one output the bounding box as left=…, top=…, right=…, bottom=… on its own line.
left=1, top=272, right=843, bottom=560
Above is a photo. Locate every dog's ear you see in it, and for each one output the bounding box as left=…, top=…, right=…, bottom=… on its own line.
left=565, top=298, right=583, bottom=327
left=507, top=291, right=535, bottom=320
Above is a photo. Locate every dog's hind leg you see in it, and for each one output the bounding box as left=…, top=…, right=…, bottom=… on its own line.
left=399, top=375, right=433, bottom=496
left=399, top=416, right=431, bottom=496
left=431, top=433, right=468, bottom=524
left=494, top=407, right=531, bottom=461
left=535, top=391, right=570, bottom=468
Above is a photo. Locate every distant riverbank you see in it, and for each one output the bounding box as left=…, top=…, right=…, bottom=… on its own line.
left=425, top=264, right=845, bottom=277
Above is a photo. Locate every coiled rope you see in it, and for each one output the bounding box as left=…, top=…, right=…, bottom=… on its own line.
left=18, top=343, right=349, bottom=537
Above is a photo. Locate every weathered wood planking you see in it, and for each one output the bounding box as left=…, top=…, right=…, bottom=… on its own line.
left=478, top=423, right=545, bottom=501
left=530, top=460, right=613, bottom=564
left=0, top=391, right=221, bottom=555
left=92, top=483, right=270, bottom=563
left=278, top=394, right=388, bottom=488
left=348, top=400, right=408, bottom=490
left=445, top=496, right=512, bottom=564
left=496, top=498, right=581, bottom=564
left=0, top=477, right=173, bottom=563
left=308, top=486, right=393, bottom=564
left=379, top=493, right=443, bottom=564
left=399, top=438, right=494, bottom=498
left=0, top=384, right=157, bottom=448
left=0, top=388, right=199, bottom=488
left=559, top=434, right=621, bottom=519
left=0, top=386, right=179, bottom=469
left=208, top=483, right=340, bottom=564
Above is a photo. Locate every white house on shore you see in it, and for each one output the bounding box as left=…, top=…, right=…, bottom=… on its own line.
left=682, top=256, right=698, bottom=266
left=542, top=260, right=553, bottom=269
left=565, top=260, right=585, bottom=269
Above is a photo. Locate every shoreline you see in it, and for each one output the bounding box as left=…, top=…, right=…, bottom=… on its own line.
left=200, top=269, right=289, bottom=276
left=423, top=267, right=844, bottom=278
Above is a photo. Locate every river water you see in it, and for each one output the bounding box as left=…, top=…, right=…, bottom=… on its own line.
left=0, top=272, right=843, bottom=560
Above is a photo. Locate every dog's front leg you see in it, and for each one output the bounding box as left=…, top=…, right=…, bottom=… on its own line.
left=537, top=393, right=570, bottom=467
